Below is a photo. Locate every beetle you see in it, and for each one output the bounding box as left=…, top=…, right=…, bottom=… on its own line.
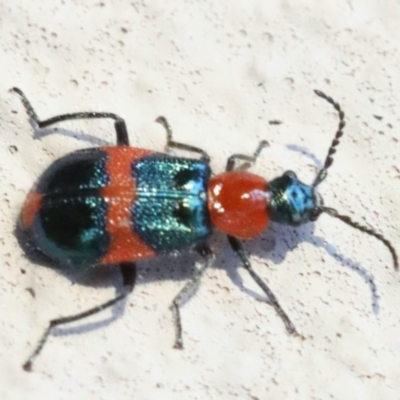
left=12, top=87, right=398, bottom=371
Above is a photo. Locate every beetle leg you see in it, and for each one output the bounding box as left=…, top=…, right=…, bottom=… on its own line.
left=155, top=116, right=210, bottom=163
left=22, top=262, right=137, bottom=372
left=226, top=140, right=269, bottom=171
left=10, top=87, right=129, bottom=146
left=170, top=245, right=214, bottom=349
left=227, top=236, right=299, bottom=336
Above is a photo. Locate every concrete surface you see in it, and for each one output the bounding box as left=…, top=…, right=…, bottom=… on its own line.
left=0, top=1, right=399, bottom=399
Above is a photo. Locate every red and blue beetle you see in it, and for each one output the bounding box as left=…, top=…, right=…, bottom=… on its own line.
left=12, top=87, right=398, bottom=371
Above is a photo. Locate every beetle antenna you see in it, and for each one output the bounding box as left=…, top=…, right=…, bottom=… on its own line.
left=313, top=90, right=346, bottom=187
left=321, top=207, right=398, bottom=271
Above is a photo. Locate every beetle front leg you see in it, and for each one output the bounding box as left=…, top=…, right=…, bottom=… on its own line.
left=227, top=236, right=299, bottom=336
left=226, top=140, right=269, bottom=171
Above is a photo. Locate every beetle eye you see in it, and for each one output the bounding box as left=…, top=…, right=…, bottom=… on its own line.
left=283, top=170, right=297, bottom=179
left=309, top=208, right=322, bottom=221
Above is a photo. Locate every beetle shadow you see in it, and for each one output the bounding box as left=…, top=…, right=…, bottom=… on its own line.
left=285, top=144, right=323, bottom=170
left=281, top=143, right=380, bottom=313
left=16, top=222, right=204, bottom=338
left=221, top=221, right=381, bottom=315
left=16, top=220, right=381, bottom=342
left=16, top=223, right=131, bottom=338
left=28, top=119, right=111, bottom=147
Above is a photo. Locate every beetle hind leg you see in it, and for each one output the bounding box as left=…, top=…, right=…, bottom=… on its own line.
left=10, top=87, right=130, bottom=146
left=22, top=262, right=137, bottom=372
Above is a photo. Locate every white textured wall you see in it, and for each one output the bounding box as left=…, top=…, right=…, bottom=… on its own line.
left=0, top=1, right=399, bottom=399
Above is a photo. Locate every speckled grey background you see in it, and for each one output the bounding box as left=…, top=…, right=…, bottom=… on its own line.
left=0, top=1, right=399, bottom=399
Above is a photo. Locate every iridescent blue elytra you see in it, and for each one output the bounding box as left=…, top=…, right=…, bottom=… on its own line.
left=21, top=147, right=213, bottom=267
left=132, top=155, right=211, bottom=252
left=28, top=148, right=111, bottom=266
